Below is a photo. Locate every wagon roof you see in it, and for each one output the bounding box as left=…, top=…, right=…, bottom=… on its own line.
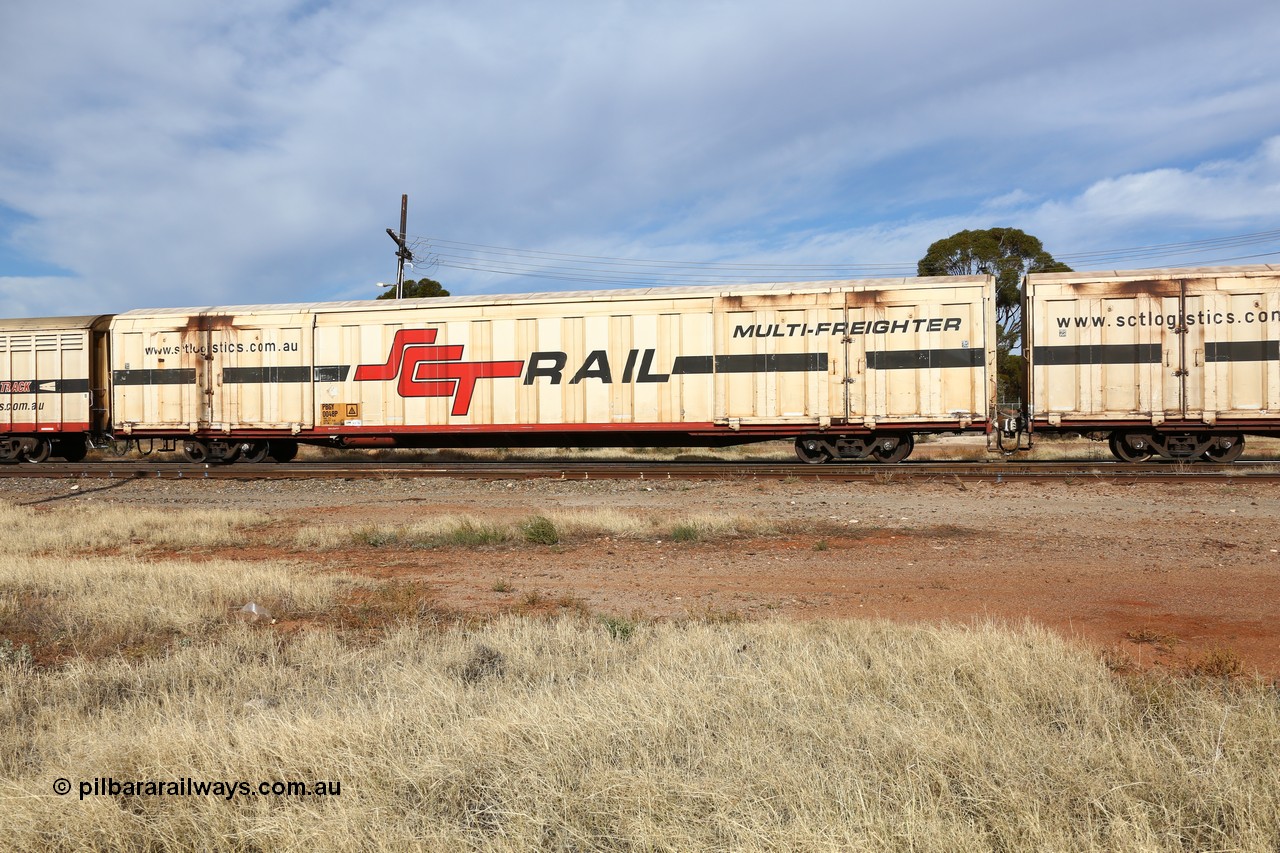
left=113, top=275, right=992, bottom=318
left=0, top=315, right=107, bottom=331
left=1027, top=263, right=1280, bottom=284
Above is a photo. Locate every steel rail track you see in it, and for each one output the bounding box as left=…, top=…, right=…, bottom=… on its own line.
left=3, top=459, right=1279, bottom=483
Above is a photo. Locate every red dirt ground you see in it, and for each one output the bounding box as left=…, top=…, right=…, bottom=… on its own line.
left=9, top=475, right=1280, bottom=677
left=311, top=527, right=1280, bottom=678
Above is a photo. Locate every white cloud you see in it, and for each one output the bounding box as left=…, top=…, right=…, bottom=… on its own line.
left=1022, top=136, right=1280, bottom=262
left=0, top=278, right=94, bottom=319
left=1, top=1, right=1279, bottom=315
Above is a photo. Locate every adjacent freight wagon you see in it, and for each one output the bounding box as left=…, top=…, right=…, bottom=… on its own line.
left=1024, top=264, right=1280, bottom=461
left=0, top=315, right=108, bottom=462
left=107, top=276, right=997, bottom=463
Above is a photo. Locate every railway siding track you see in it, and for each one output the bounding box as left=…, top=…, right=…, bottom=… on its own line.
left=3, top=460, right=1279, bottom=483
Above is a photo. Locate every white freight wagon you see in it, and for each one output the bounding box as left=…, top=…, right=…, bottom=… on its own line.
left=0, top=315, right=106, bottom=462
left=108, top=276, right=997, bottom=463
left=1024, top=264, right=1280, bottom=461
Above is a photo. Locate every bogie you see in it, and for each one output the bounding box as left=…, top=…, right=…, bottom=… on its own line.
left=1203, top=435, right=1245, bottom=463
left=794, top=437, right=832, bottom=464
left=1108, top=432, right=1153, bottom=463
left=268, top=440, right=298, bottom=464
left=1108, top=431, right=1247, bottom=463
left=53, top=437, right=88, bottom=463
left=793, top=433, right=915, bottom=464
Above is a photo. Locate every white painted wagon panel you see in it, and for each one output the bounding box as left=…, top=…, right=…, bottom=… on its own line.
left=111, top=276, right=996, bottom=439
left=680, top=312, right=714, bottom=424
left=0, top=318, right=95, bottom=433
left=1026, top=264, right=1280, bottom=426
left=850, top=285, right=993, bottom=425
left=109, top=310, right=313, bottom=433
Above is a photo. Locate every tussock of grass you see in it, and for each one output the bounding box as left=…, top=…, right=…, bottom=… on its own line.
left=1190, top=647, right=1246, bottom=679
left=669, top=522, right=700, bottom=542
left=520, top=515, right=559, bottom=545
left=294, top=508, right=797, bottom=550
left=1126, top=626, right=1180, bottom=646
left=0, top=554, right=354, bottom=658
left=296, top=515, right=513, bottom=549
left=1, top=618, right=1277, bottom=851
left=0, top=502, right=266, bottom=554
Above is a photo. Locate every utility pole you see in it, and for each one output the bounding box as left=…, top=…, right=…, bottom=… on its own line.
left=385, top=194, right=412, bottom=299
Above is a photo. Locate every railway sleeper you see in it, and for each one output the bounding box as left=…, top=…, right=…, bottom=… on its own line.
left=1108, top=430, right=1244, bottom=463
left=794, top=433, right=914, bottom=464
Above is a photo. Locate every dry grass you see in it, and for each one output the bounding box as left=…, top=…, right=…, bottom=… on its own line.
left=1125, top=627, right=1181, bottom=646
left=293, top=508, right=800, bottom=550
left=294, top=510, right=968, bottom=553
left=0, top=502, right=267, bottom=554
left=0, top=553, right=357, bottom=661
left=2, top=499, right=1278, bottom=850
left=1190, top=647, right=1247, bottom=679
left=1, top=617, right=1277, bottom=851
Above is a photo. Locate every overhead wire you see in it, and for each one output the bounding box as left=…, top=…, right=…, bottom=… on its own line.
left=413, top=228, right=1280, bottom=287
left=1053, top=229, right=1280, bottom=265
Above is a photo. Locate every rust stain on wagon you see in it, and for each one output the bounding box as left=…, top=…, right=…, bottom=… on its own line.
left=181, top=313, right=241, bottom=334
left=844, top=290, right=893, bottom=308
left=718, top=293, right=828, bottom=310
left=1066, top=279, right=1182, bottom=298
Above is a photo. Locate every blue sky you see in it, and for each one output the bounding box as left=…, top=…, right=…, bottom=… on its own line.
left=1, top=0, right=1278, bottom=317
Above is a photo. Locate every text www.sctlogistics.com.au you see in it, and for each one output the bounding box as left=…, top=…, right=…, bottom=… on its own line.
left=54, top=776, right=341, bottom=801
left=1057, top=308, right=1280, bottom=330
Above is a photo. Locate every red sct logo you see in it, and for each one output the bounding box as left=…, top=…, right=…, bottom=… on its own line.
left=353, top=329, right=524, bottom=416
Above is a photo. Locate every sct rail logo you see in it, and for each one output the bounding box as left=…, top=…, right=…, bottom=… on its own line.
left=353, top=329, right=524, bottom=416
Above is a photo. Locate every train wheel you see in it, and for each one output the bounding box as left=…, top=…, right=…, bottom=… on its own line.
left=1108, top=433, right=1152, bottom=463
left=1203, top=435, right=1245, bottom=463
left=23, top=438, right=52, bottom=464
left=55, top=437, right=87, bottom=463
left=268, top=440, right=298, bottom=463
left=870, top=434, right=914, bottom=464
left=240, top=441, right=270, bottom=464
left=794, top=437, right=832, bottom=464
left=181, top=440, right=210, bottom=463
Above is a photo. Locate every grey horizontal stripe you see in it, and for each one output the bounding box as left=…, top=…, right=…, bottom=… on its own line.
left=1, top=378, right=91, bottom=394
left=313, top=365, right=351, bottom=383
left=671, top=353, right=828, bottom=375
left=220, top=365, right=354, bottom=384
left=1034, top=344, right=1161, bottom=365
left=865, top=348, right=985, bottom=370
left=223, top=366, right=312, bottom=384
left=43, top=378, right=90, bottom=393
left=113, top=368, right=196, bottom=386
left=1205, top=341, right=1280, bottom=363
